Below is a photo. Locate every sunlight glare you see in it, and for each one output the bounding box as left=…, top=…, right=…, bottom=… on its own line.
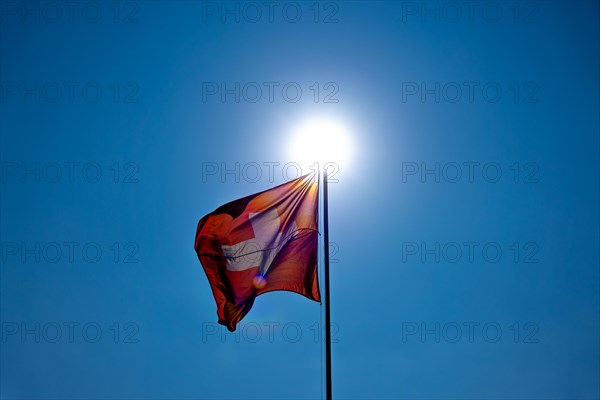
left=288, top=117, right=354, bottom=170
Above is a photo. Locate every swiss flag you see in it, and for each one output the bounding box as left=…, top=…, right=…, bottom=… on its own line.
left=195, top=174, right=320, bottom=331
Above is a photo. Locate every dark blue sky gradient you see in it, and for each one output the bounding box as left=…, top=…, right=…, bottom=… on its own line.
left=1, top=1, right=599, bottom=399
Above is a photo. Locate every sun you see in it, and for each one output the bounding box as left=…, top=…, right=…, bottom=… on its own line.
left=288, top=117, right=354, bottom=170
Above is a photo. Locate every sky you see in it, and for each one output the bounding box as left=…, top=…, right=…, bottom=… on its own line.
left=1, top=1, right=599, bottom=399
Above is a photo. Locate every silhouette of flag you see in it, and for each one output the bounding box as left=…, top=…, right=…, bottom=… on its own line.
left=195, top=174, right=320, bottom=331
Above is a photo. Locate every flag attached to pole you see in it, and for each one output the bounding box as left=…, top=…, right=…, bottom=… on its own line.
left=194, top=173, right=320, bottom=331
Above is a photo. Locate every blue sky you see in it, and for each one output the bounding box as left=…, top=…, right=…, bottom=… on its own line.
left=1, top=1, right=599, bottom=399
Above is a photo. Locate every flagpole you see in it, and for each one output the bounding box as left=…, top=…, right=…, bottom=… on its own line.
left=322, top=167, right=332, bottom=400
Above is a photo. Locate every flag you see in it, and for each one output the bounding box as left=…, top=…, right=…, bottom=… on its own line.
left=195, top=173, right=320, bottom=332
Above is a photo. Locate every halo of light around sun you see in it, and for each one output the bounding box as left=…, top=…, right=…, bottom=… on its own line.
left=288, top=117, right=354, bottom=170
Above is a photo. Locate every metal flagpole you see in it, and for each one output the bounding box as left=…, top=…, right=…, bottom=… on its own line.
left=322, top=167, right=332, bottom=400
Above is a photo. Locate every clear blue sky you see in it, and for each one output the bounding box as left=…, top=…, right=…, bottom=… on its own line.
left=1, top=1, right=598, bottom=399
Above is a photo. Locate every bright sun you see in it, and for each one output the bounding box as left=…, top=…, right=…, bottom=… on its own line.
left=288, top=117, right=354, bottom=170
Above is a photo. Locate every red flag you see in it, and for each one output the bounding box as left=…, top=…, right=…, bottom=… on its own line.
left=195, top=174, right=320, bottom=331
